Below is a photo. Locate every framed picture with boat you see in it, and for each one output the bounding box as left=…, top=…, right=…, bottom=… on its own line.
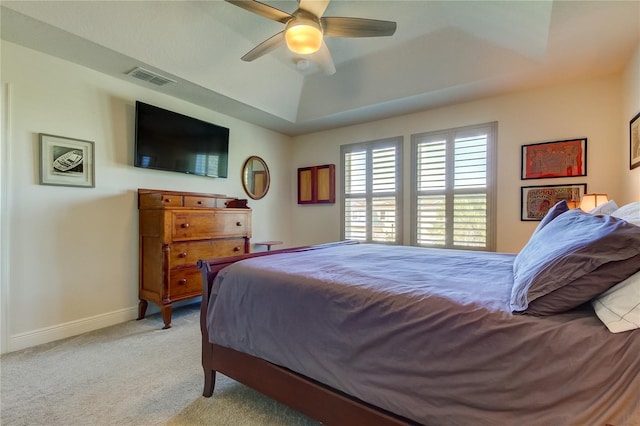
left=39, top=133, right=95, bottom=188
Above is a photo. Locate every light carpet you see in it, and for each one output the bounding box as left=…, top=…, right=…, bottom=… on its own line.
left=0, top=304, right=320, bottom=426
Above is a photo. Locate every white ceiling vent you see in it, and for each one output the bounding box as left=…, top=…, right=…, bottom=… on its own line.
left=127, top=67, right=176, bottom=86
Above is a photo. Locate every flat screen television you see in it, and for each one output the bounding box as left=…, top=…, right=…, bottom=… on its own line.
left=134, top=101, right=229, bottom=178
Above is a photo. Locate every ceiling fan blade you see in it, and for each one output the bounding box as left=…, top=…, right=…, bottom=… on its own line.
left=241, top=31, right=285, bottom=61
left=225, top=0, right=291, bottom=24
left=321, top=17, right=397, bottom=37
left=298, top=0, right=331, bottom=18
left=310, top=41, right=336, bottom=75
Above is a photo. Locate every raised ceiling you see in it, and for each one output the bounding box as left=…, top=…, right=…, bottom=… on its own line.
left=2, top=1, right=639, bottom=136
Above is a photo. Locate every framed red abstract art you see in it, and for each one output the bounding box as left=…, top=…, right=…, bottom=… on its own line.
left=521, top=138, right=587, bottom=179
left=631, top=112, right=640, bottom=170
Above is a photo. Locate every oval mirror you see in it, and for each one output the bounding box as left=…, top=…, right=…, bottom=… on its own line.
left=242, top=156, right=270, bottom=200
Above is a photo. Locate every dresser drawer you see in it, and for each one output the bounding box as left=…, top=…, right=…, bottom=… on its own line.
left=169, top=267, right=202, bottom=298
left=172, top=211, right=250, bottom=240
left=139, top=192, right=183, bottom=208
left=183, top=196, right=217, bottom=208
left=170, top=239, right=245, bottom=267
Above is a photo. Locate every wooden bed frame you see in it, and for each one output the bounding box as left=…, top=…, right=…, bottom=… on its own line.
left=198, top=241, right=418, bottom=426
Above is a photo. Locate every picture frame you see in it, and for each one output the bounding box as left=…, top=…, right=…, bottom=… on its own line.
left=521, top=138, right=587, bottom=179
left=630, top=111, right=640, bottom=170
left=520, top=183, right=586, bottom=221
left=39, top=133, right=95, bottom=188
left=298, top=164, right=335, bottom=204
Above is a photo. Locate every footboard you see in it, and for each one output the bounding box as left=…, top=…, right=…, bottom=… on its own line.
left=197, top=240, right=416, bottom=425
left=197, top=240, right=358, bottom=397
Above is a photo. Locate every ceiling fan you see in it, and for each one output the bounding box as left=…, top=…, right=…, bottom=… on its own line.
left=225, top=0, right=397, bottom=75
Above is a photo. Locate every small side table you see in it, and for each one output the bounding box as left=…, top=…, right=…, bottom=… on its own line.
left=254, top=240, right=283, bottom=251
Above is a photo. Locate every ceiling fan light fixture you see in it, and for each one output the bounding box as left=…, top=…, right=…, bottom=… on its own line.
left=285, top=19, right=322, bottom=54
left=227, top=0, right=397, bottom=75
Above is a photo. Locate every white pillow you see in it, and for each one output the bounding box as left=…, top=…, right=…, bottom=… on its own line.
left=611, top=202, right=640, bottom=226
left=588, top=200, right=618, bottom=215
left=592, top=271, right=640, bottom=333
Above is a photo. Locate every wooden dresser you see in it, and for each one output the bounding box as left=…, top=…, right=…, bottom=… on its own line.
left=137, top=188, right=251, bottom=328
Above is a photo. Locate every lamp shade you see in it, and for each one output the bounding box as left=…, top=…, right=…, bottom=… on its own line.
left=580, top=193, right=609, bottom=212
left=285, top=18, right=322, bottom=54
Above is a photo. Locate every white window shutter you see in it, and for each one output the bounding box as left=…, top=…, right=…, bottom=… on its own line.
left=342, top=138, right=402, bottom=244
left=412, top=123, right=496, bottom=251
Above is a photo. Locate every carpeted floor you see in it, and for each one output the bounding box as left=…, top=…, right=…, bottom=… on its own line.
left=0, top=304, right=319, bottom=426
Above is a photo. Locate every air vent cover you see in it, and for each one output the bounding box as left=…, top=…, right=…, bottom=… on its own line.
left=127, top=67, right=176, bottom=86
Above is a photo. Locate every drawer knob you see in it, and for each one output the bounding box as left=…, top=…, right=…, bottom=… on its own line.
left=233, top=246, right=241, bottom=252
left=163, top=198, right=171, bottom=203
left=181, top=223, right=190, bottom=228
left=197, top=200, right=203, bottom=205
left=178, top=252, right=187, bottom=258
left=236, top=221, right=242, bottom=226
left=178, top=279, right=187, bottom=285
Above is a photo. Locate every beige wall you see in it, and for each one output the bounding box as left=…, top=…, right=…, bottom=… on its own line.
left=622, top=44, right=640, bottom=201
left=291, top=73, right=630, bottom=253
left=0, top=41, right=294, bottom=352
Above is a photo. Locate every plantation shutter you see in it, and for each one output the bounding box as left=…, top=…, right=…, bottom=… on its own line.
left=411, top=122, right=496, bottom=250
left=342, top=138, right=402, bottom=244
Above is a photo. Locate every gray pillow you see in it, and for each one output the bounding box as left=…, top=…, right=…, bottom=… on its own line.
left=511, top=209, right=640, bottom=314
left=525, top=254, right=640, bottom=315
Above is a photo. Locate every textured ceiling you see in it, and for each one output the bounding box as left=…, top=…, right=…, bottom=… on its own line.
left=1, top=1, right=639, bottom=136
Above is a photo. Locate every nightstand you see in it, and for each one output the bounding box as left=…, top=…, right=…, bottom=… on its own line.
left=254, top=240, right=283, bottom=251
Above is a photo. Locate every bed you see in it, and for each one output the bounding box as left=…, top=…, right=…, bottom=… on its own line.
left=198, top=204, right=640, bottom=425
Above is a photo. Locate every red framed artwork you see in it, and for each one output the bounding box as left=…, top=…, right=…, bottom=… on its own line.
left=631, top=111, right=640, bottom=170
left=521, top=138, right=587, bottom=179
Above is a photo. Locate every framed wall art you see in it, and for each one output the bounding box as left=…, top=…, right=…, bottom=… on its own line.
left=521, top=138, right=587, bottom=179
left=298, top=164, right=335, bottom=204
left=520, top=183, right=586, bottom=221
left=630, top=111, right=640, bottom=170
left=39, top=133, right=95, bottom=188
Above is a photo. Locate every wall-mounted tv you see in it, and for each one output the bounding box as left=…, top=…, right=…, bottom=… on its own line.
left=134, top=101, right=229, bottom=178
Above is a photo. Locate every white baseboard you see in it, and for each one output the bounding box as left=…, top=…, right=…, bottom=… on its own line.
left=7, top=307, right=138, bottom=353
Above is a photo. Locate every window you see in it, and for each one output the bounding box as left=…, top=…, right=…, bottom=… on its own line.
left=411, top=122, right=496, bottom=250
left=341, top=137, right=402, bottom=244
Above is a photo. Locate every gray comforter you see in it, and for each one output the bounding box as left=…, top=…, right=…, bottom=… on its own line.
left=206, top=243, right=640, bottom=425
